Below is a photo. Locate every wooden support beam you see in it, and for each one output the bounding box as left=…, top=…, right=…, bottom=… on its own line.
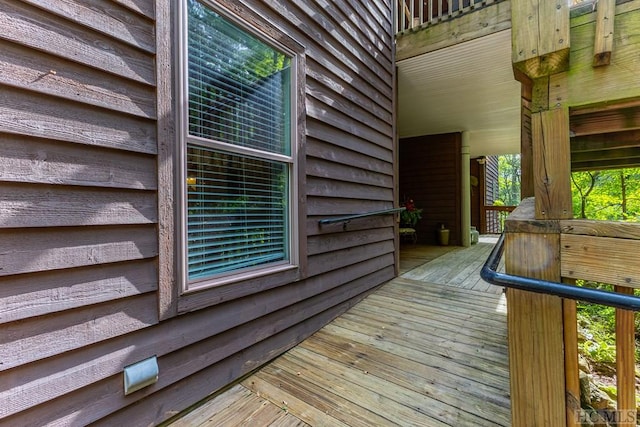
left=512, top=0, right=570, bottom=79
left=615, top=285, right=636, bottom=427
left=593, top=0, right=616, bottom=66
left=563, top=295, right=580, bottom=427
left=521, top=80, right=535, bottom=199
left=533, top=107, right=572, bottom=220
left=570, top=105, right=640, bottom=137
left=505, top=231, right=566, bottom=427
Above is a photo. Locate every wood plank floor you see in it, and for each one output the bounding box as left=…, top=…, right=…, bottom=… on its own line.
left=166, top=241, right=510, bottom=426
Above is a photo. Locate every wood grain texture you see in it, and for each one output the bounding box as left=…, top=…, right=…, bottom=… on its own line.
left=0, top=39, right=156, bottom=119
left=0, top=134, right=157, bottom=189
left=239, top=269, right=510, bottom=426
left=0, top=0, right=155, bottom=85
left=511, top=0, right=570, bottom=78
left=615, top=286, right=636, bottom=427
left=20, top=0, right=155, bottom=53
left=532, top=108, right=572, bottom=219
left=0, top=259, right=157, bottom=324
left=561, top=233, right=640, bottom=288
left=505, top=232, right=566, bottom=426
left=0, top=293, right=158, bottom=372
left=550, top=2, right=640, bottom=108
left=593, top=0, right=616, bottom=66
left=0, top=86, right=157, bottom=154
left=560, top=218, right=640, bottom=240
left=0, top=184, right=156, bottom=228
left=0, top=225, right=158, bottom=276
left=563, top=296, right=581, bottom=427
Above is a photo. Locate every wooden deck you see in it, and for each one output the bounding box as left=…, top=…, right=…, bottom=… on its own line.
left=166, top=240, right=510, bottom=426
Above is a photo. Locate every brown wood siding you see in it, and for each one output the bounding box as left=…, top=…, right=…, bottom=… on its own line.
left=399, top=133, right=462, bottom=245
left=485, top=155, right=500, bottom=206
left=0, top=0, right=395, bottom=425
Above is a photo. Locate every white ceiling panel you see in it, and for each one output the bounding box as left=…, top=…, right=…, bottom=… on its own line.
left=397, top=29, right=522, bottom=157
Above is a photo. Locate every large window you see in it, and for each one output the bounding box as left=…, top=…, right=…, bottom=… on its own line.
left=180, top=0, right=298, bottom=292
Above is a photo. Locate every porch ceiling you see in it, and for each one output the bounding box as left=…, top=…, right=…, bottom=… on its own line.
left=397, top=29, right=521, bottom=158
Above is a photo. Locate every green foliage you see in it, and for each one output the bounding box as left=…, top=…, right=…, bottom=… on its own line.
left=577, top=281, right=640, bottom=372
left=496, top=154, right=521, bottom=206
left=571, top=168, right=640, bottom=221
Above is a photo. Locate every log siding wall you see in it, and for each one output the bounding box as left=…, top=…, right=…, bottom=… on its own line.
left=0, top=0, right=395, bottom=425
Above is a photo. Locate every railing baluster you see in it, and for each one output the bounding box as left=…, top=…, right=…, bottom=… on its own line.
left=615, top=285, right=636, bottom=427
left=428, top=0, right=433, bottom=23
left=563, top=294, right=581, bottom=427
left=419, top=0, right=424, bottom=26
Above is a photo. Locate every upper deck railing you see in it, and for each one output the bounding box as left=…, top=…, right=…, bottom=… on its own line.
left=394, top=0, right=502, bottom=34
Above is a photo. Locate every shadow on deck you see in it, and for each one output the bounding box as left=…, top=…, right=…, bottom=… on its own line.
left=167, top=239, right=510, bottom=426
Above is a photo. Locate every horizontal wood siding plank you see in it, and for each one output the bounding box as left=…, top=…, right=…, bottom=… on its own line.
left=307, top=177, right=393, bottom=201
left=111, top=0, right=154, bottom=20
left=306, top=76, right=392, bottom=137
left=0, top=135, right=157, bottom=189
left=0, top=225, right=158, bottom=276
left=307, top=119, right=393, bottom=164
left=0, top=184, right=156, bottom=228
left=0, top=293, right=158, bottom=372
left=0, top=39, right=156, bottom=118
left=306, top=99, right=390, bottom=148
left=294, top=0, right=392, bottom=73
left=306, top=157, right=393, bottom=188
left=0, top=86, right=157, bottom=154
left=307, top=198, right=393, bottom=217
left=307, top=227, right=395, bottom=256
left=264, top=0, right=392, bottom=99
left=319, top=0, right=392, bottom=64
left=0, top=1, right=155, bottom=85
left=307, top=138, right=394, bottom=176
left=0, top=259, right=157, bottom=324
left=21, top=0, right=155, bottom=53
left=307, top=240, right=395, bottom=277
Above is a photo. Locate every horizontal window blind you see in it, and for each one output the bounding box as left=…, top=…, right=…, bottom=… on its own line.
left=186, top=146, right=289, bottom=280
left=187, top=0, right=291, bottom=155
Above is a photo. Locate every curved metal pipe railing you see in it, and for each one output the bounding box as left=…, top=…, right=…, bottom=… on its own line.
left=480, top=233, right=640, bottom=311
left=319, top=207, right=405, bottom=230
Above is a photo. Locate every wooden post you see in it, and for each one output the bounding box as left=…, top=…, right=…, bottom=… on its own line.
left=520, top=79, right=534, bottom=199
left=563, top=296, right=580, bottom=427
left=615, top=286, right=636, bottom=427
left=505, top=228, right=566, bottom=426
left=593, top=0, right=616, bottom=67
left=511, top=0, right=570, bottom=79
left=532, top=107, right=572, bottom=220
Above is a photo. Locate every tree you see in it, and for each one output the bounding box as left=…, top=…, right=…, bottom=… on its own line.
left=570, top=168, right=640, bottom=221
left=496, top=154, right=521, bottom=206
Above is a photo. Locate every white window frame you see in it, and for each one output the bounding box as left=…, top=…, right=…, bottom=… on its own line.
left=177, top=0, right=300, bottom=294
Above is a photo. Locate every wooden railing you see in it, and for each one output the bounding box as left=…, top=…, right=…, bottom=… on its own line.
left=482, top=205, right=516, bottom=234
left=394, top=0, right=501, bottom=33
left=498, top=199, right=640, bottom=426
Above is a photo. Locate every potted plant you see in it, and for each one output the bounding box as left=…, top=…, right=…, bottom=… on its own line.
left=400, top=198, right=423, bottom=228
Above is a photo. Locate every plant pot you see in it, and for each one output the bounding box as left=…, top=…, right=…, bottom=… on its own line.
left=437, top=226, right=450, bottom=246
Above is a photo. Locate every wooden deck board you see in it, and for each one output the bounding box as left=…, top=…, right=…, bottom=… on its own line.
left=168, top=241, right=510, bottom=426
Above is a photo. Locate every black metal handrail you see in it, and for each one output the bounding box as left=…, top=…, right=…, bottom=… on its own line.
left=480, top=233, right=640, bottom=311
left=319, top=207, right=405, bottom=230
